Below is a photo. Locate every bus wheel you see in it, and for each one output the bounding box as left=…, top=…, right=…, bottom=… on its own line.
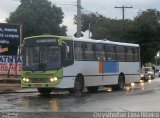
left=68, top=77, right=84, bottom=94
left=37, top=88, right=52, bottom=95
left=87, top=86, right=99, bottom=93
left=111, top=75, right=125, bottom=91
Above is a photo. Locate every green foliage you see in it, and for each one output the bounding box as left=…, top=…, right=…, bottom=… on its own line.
left=127, top=9, right=160, bottom=63
left=6, top=0, right=67, bottom=37
left=79, top=13, right=132, bottom=42
left=78, top=10, right=160, bottom=64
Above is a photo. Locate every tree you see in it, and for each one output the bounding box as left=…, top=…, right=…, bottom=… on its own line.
left=77, top=13, right=132, bottom=42
left=6, top=0, right=67, bottom=37
left=77, top=10, right=160, bottom=64
left=126, top=9, right=160, bottom=64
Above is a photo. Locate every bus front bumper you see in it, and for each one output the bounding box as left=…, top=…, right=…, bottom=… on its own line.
left=21, top=80, right=61, bottom=88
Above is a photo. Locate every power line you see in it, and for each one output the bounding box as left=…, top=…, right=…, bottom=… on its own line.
left=82, top=7, right=94, bottom=14
left=12, top=0, right=76, bottom=6
left=117, top=0, right=124, bottom=6
left=115, top=5, right=133, bottom=20
left=128, top=9, right=138, bottom=19
left=53, top=3, right=76, bottom=6
left=51, top=0, right=77, bottom=6
left=52, top=0, right=76, bottom=4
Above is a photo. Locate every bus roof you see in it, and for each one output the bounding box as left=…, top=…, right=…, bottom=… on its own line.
left=24, top=35, right=69, bottom=40
left=24, top=35, right=139, bottom=47
left=74, top=37, right=139, bottom=47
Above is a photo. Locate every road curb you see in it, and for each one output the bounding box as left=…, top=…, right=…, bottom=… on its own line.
left=0, top=90, right=38, bottom=94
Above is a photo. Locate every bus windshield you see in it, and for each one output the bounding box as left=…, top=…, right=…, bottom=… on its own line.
left=23, top=45, right=61, bottom=71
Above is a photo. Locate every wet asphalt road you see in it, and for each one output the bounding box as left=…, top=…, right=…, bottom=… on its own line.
left=0, top=78, right=160, bottom=113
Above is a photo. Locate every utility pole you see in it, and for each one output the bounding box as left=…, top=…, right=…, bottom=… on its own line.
left=77, top=0, right=82, bottom=38
left=88, top=23, right=91, bottom=39
left=115, top=5, right=133, bottom=20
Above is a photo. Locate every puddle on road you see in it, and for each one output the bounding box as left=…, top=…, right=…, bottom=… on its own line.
left=19, top=92, right=92, bottom=112
left=18, top=88, right=121, bottom=112
left=1, top=80, right=158, bottom=112
left=124, top=81, right=156, bottom=96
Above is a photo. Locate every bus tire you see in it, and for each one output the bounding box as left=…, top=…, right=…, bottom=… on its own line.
left=111, top=74, right=125, bottom=91
left=37, top=88, right=52, bottom=95
left=68, top=76, right=84, bottom=94
left=87, top=86, right=99, bottom=93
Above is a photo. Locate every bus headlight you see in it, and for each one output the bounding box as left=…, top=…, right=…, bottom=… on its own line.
left=54, top=77, right=58, bottom=81
left=22, top=78, right=26, bottom=82
left=22, top=78, right=29, bottom=82
left=26, top=78, right=30, bottom=82
left=50, top=77, right=58, bottom=82
left=50, top=78, right=54, bottom=82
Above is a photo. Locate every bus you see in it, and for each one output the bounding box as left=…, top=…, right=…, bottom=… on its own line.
left=21, top=35, right=140, bottom=95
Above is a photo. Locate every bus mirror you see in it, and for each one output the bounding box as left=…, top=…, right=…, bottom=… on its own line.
left=67, top=46, right=69, bottom=53
left=17, top=46, right=20, bottom=56
left=62, top=45, right=68, bottom=59
left=17, top=44, right=24, bottom=56
left=62, top=41, right=69, bottom=53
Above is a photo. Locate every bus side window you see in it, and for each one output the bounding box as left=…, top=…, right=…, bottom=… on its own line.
left=133, top=47, right=139, bottom=62
left=62, top=40, right=74, bottom=67
left=126, top=47, right=134, bottom=62
left=96, top=44, right=105, bottom=60
left=105, top=45, right=116, bottom=61
left=74, top=42, right=84, bottom=60
left=117, top=46, right=125, bottom=62
left=84, top=43, right=96, bottom=60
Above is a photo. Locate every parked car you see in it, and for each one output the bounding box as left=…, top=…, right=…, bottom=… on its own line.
left=155, top=66, right=160, bottom=77
left=140, top=67, right=155, bottom=81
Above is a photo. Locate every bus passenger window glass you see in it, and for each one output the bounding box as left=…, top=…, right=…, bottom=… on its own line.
left=96, top=44, right=105, bottom=60
left=134, top=48, right=139, bottom=62
left=74, top=42, right=84, bottom=60
left=117, top=46, right=125, bottom=61
left=126, top=47, right=134, bottom=62
left=105, top=45, right=116, bottom=61
left=84, top=43, right=96, bottom=60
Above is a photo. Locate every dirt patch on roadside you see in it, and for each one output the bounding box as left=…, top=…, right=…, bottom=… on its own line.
left=0, top=75, right=21, bottom=84
left=0, top=83, right=21, bottom=91
left=0, top=75, right=21, bottom=80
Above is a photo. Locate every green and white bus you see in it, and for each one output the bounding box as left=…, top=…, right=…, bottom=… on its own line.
left=21, top=35, right=140, bottom=95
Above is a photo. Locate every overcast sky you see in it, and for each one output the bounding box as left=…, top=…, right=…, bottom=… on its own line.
left=1, top=0, right=160, bottom=37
